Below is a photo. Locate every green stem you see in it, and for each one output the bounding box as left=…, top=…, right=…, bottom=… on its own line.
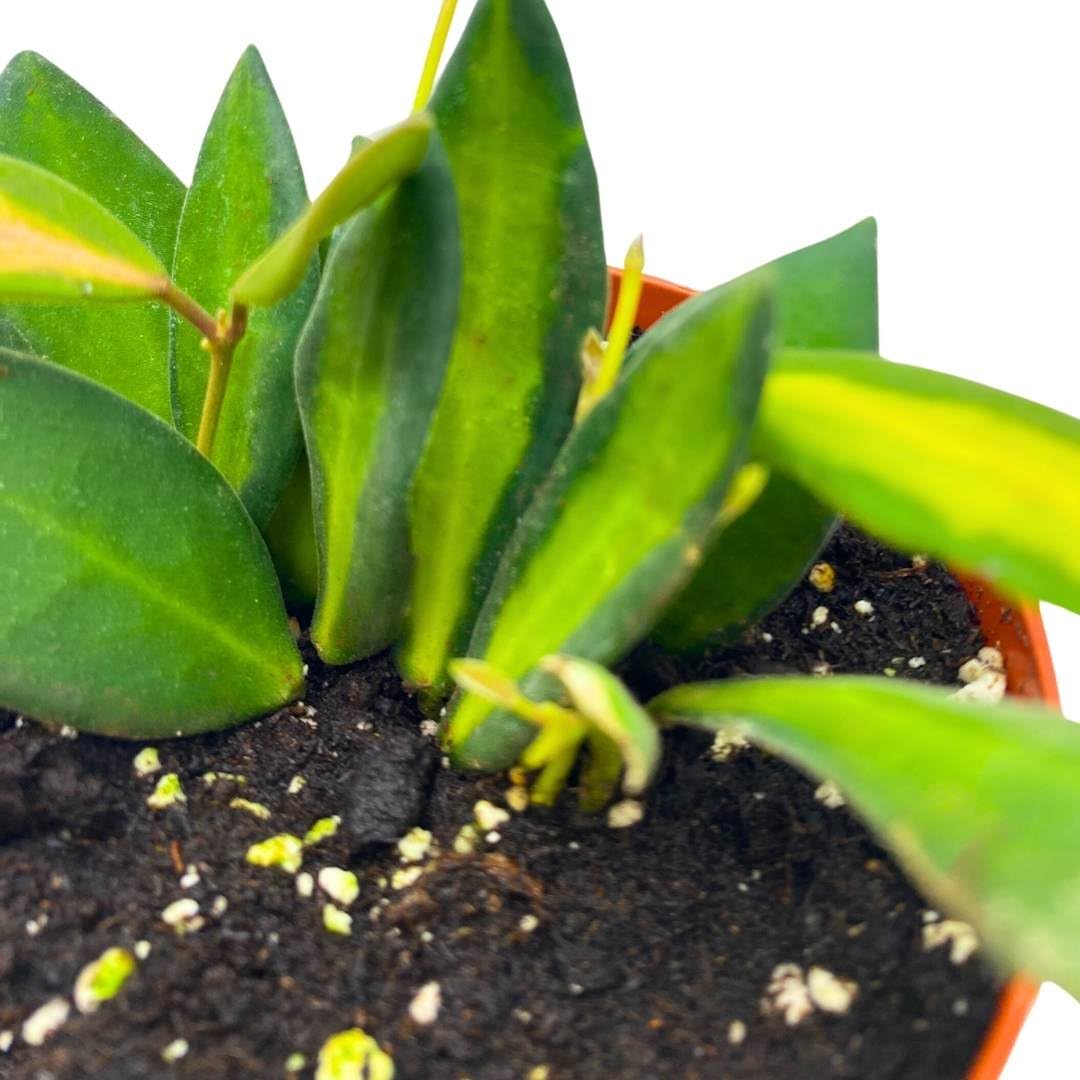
left=160, top=281, right=219, bottom=342
left=413, top=0, right=459, bottom=112
left=195, top=304, right=248, bottom=459
left=576, top=235, right=645, bottom=421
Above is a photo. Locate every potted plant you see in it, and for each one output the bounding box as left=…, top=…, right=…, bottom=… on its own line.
left=1, top=0, right=1078, bottom=1076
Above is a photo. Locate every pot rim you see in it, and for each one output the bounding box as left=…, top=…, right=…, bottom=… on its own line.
left=610, top=267, right=1060, bottom=1080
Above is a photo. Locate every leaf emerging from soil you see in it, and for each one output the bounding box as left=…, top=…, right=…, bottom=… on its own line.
left=0, top=351, right=304, bottom=736
left=756, top=349, right=1080, bottom=615
left=447, top=271, right=773, bottom=770
left=400, top=0, right=607, bottom=695
left=0, top=51, right=185, bottom=419
left=652, top=674, right=1080, bottom=998
left=170, top=47, right=315, bottom=528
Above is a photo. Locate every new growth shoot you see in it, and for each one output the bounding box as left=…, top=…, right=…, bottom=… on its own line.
left=576, top=235, right=645, bottom=421
left=413, top=0, right=460, bottom=113
left=449, top=655, right=660, bottom=809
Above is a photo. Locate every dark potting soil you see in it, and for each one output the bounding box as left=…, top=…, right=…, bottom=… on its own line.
left=0, top=524, right=1001, bottom=1080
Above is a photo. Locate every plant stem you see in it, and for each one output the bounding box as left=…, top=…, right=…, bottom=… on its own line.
left=195, top=304, right=248, bottom=459
left=413, top=0, right=459, bottom=112
left=160, top=281, right=219, bottom=342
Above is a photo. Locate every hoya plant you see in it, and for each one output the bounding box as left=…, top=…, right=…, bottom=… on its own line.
left=3, top=0, right=1080, bottom=1009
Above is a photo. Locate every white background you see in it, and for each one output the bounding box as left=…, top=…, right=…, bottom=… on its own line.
left=5, top=2, right=1078, bottom=1075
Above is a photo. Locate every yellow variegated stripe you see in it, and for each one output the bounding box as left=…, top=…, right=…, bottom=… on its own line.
left=0, top=156, right=167, bottom=302
left=541, top=655, right=660, bottom=794
left=758, top=350, right=1080, bottom=613
left=400, top=0, right=606, bottom=693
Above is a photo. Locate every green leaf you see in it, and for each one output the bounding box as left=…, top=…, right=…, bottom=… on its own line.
left=264, top=453, right=319, bottom=612
left=651, top=674, right=1080, bottom=998
left=0, top=154, right=167, bottom=299
left=540, top=655, right=660, bottom=797
left=297, top=135, right=461, bottom=664
left=0, top=349, right=304, bottom=737
left=400, top=0, right=607, bottom=693
left=231, top=114, right=432, bottom=308
left=652, top=219, right=876, bottom=651
left=0, top=52, right=185, bottom=419
left=757, top=349, right=1080, bottom=614
left=170, top=47, right=315, bottom=528
left=448, top=272, right=774, bottom=769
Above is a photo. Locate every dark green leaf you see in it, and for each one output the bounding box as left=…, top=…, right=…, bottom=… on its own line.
left=0, top=52, right=185, bottom=418
left=653, top=220, right=876, bottom=651
left=757, top=349, right=1080, bottom=614
left=651, top=674, right=1080, bottom=998
left=448, top=272, right=773, bottom=769
left=0, top=349, right=304, bottom=736
left=297, top=136, right=460, bottom=664
left=400, top=0, right=607, bottom=694
left=170, top=47, right=316, bottom=527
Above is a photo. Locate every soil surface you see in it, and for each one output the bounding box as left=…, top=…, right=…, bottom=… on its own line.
left=1, top=525, right=1001, bottom=1080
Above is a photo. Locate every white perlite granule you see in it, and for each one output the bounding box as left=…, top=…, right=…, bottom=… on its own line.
left=21, top=998, right=70, bottom=1046
left=923, top=919, right=980, bottom=964
left=710, top=729, right=749, bottom=762
left=408, top=981, right=442, bottom=1025
left=762, top=964, right=813, bottom=1026
left=814, top=779, right=845, bottom=809
left=806, top=966, right=858, bottom=1014
left=606, top=799, right=644, bottom=829
left=954, top=646, right=1007, bottom=704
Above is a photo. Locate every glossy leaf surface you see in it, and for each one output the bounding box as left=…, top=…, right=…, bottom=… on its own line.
left=449, top=273, right=773, bottom=769
left=401, top=0, right=607, bottom=693
left=0, top=52, right=184, bottom=418
left=654, top=219, right=876, bottom=651
left=758, top=349, right=1080, bottom=614
left=231, top=115, right=432, bottom=308
left=170, top=47, right=315, bottom=527
left=0, top=349, right=304, bottom=736
left=652, top=675, right=1080, bottom=998
left=297, top=137, right=460, bottom=663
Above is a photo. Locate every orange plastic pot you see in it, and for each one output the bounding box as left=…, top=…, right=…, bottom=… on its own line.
left=610, top=268, right=1059, bottom=1080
